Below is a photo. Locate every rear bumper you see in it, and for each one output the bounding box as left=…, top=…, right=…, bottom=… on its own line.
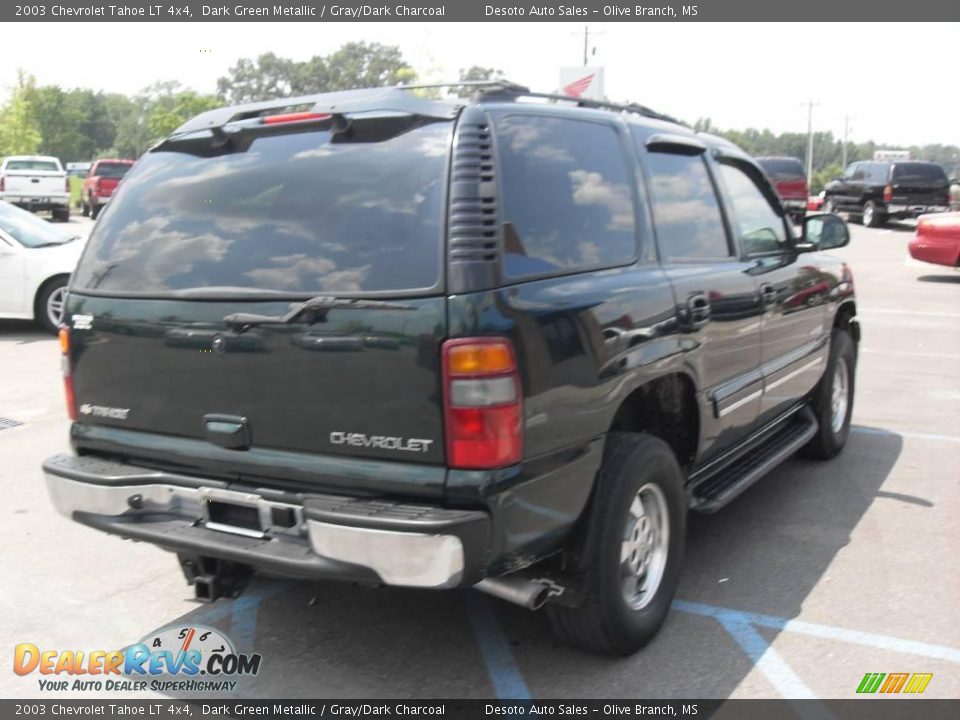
left=3, top=194, right=69, bottom=210
left=43, top=453, right=489, bottom=589
left=885, top=203, right=949, bottom=217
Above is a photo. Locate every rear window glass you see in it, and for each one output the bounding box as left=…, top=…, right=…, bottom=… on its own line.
left=758, top=158, right=805, bottom=178
left=494, top=115, right=637, bottom=278
left=5, top=159, right=60, bottom=172
left=94, top=162, right=133, bottom=178
left=892, top=163, right=948, bottom=183
left=72, top=121, right=450, bottom=295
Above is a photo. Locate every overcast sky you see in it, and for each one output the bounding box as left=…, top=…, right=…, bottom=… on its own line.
left=6, top=21, right=958, bottom=146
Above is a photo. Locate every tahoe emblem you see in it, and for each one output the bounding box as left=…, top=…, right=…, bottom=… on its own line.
left=330, top=432, right=433, bottom=453
left=79, top=404, right=130, bottom=420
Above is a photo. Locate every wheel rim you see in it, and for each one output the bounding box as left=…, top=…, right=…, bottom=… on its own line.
left=46, top=286, right=67, bottom=328
left=864, top=204, right=873, bottom=225
left=830, top=357, right=850, bottom=434
left=620, top=483, right=669, bottom=610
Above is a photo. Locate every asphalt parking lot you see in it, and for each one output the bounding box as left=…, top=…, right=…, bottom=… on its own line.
left=1, top=216, right=958, bottom=701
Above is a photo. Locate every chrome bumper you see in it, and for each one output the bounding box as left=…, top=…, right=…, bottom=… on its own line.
left=43, top=466, right=470, bottom=589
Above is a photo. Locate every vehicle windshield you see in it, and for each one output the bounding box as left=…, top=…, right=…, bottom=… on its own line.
left=72, top=120, right=450, bottom=296
left=94, top=162, right=133, bottom=179
left=0, top=202, right=76, bottom=248
left=892, top=163, right=948, bottom=184
left=5, top=159, right=61, bottom=172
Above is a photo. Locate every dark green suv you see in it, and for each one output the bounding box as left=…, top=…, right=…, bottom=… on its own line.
left=43, top=83, right=858, bottom=655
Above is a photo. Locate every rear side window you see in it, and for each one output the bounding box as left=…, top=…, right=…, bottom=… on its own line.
left=5, top=159, right=60, bottom=172
left=892, top=163, right=948, bottom=184
left=494, top=115, right=637, bottom=278
left=645, top=152, right=731, bottom=261
left=72, top=121, right=450, bottom=295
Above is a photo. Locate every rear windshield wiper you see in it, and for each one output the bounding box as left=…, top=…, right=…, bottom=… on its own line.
left=223, top=296, right=415, bottom=333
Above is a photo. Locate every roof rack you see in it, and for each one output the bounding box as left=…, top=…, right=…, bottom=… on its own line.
left=394, top=80, right=682, bottom=125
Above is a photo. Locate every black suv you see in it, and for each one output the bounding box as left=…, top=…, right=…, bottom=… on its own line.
left=43, top=84, right=859, bottom=655
left=824, top=159, right=950, bottom=227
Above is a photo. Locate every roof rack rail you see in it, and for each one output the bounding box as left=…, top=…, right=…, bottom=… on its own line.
left=394, top=79, right=531, bottom=95
left=394, top=81, right=682, bottom=126
left=478, top=88, right=683, bottom=125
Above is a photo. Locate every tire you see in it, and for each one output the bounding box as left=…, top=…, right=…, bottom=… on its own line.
left=90, top=201, right=102, bottom=220
left=863, top=200, right=886, bottom=228
left=804, top=329, right=856, bottom=460
left=36, top=277, right=69, bottom=334
left=53, top=207, right=70, bottom=222
left=547, top=433, right=686, bottom=655
left=80, top=197, right=90, bottom=217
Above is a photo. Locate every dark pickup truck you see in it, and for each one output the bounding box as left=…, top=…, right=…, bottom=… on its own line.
left=824, top=159, right=950, bottom=227
left=43, top=83, right=859, bottom=655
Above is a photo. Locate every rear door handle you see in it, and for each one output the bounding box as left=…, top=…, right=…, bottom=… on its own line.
left=760, top=283, right=777, bottom=307
left=687, top=293, right=711, bottom=327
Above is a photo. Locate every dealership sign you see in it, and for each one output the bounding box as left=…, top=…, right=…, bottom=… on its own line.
left=559, top=67, right=605, bottom=100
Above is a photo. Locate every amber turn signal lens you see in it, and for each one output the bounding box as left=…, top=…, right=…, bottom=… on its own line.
left=446, top=342, right=515, bottom=375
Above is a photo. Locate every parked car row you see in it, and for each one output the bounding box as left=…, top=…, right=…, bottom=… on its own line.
left=0, top=156, right=71, bottom=221
left=0, top=155, right=136, bottom=222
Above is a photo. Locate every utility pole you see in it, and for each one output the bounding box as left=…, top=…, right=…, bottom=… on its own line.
left=574, top=25, right=603, bottom=66
left=802, top=100, right=820, bottom=185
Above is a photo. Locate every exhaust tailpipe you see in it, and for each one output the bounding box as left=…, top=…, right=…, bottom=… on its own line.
left=475, top=576, right=562, bottom=610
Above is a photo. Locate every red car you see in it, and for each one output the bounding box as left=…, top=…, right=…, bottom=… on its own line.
left=81, top=159, right=134, bottom=220
left=909, top=212, right=960, bottom=268
left=757, top=156, right=809, bottom=223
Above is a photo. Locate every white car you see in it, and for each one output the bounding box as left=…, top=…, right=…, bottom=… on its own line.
left=0, top=155, right=71, bottom=221
left=0, top=201, right=84, bottom=333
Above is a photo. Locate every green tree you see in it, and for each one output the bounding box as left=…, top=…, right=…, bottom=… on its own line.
left=454, top=66, right=505, bottom=97
left=146, top=91, right=220, bottom=138
left=216, top=43, right=416, bottom=105
left=0, top=71, right=42, bottom=156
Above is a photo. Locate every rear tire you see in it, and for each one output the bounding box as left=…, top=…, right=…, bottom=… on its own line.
left=53, top=207, right=70, bottom=222
left=80, top=197, right=90, bottom=217
left=547, top=433, right=686, bottom=655
left=90, top=201, right=101, bottom=220
left=804, top=329, right=856, bottom=460
left=36, top=277, right=69, bottom=334
left=863, top=201, right=886, bottom=228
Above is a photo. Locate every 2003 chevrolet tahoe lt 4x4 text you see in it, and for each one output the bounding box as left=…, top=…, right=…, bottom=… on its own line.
left=43, top=82, right=859, bottom=655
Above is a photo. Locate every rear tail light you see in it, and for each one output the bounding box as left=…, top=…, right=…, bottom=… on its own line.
left=59, top=327, right=77, bottom=421
left=442, top=338, right=523, bottom=469
left=883, top=185, right=893, bottom=202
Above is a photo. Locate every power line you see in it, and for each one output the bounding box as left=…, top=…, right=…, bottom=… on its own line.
left=573, top=25, right=604, bottom=66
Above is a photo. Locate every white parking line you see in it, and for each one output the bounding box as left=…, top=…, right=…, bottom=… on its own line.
left=859, top=308, right=960, bottom=319
left=860, top=348, right=960, bottom=360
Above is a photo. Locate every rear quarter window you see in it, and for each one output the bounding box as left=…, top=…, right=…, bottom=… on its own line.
left=493, top=114, right=638, bottom=279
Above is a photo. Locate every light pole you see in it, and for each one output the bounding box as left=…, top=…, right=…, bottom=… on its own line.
left=803, top=100, right=820, bottom=184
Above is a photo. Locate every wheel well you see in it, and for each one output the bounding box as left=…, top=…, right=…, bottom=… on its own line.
left=609, top=374, right=699, bottom=471
left=33, top=274, right=70, bottom=320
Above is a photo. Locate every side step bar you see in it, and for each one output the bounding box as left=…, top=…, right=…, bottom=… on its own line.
left=691, top=407, right=819, bottom=513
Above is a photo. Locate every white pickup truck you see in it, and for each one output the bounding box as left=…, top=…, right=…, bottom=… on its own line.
left=0, top=155, right=71, bottom=221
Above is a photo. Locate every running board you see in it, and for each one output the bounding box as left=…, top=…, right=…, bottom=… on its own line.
left=690, top=407, right=818, bottom=513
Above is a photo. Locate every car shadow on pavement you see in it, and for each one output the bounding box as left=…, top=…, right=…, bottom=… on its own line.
left=0, top=319, right=52, bottom=344
left=146, top=427, right=902, bottom=700
left=917, top=274, right=960, bottom=284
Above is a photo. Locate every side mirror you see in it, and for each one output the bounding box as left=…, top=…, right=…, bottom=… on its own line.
left=799, top=213, right=850, bottom=252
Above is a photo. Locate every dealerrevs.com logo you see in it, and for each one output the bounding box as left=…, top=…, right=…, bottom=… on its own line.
left=14, top=625, right=261, bottom=693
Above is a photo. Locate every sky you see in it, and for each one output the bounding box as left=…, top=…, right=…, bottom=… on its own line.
left=5, top=21, right=959, bottom=147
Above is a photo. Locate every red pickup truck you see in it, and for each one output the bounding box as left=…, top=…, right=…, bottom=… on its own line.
left=81, top=159, right=134, bottom=219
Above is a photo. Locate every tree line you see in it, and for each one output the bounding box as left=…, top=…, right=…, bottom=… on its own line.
left=1, top=42, right=955, bottom=194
